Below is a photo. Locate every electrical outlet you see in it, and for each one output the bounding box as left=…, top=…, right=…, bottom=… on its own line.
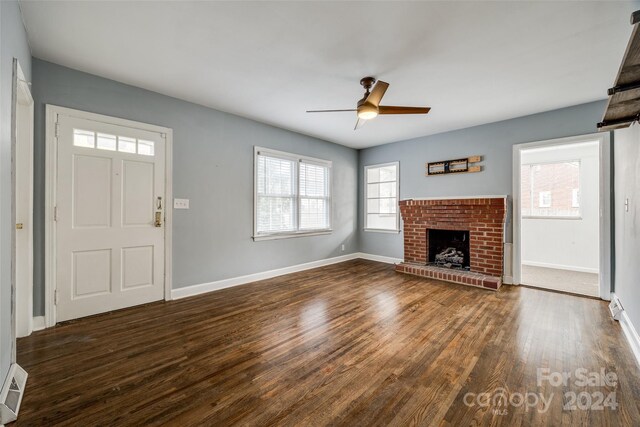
left=174, top=198, right=190, bottom=209
left=341, top=244, right=345, bottom=251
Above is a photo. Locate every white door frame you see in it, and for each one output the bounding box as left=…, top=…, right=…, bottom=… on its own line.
left=13, top=61, right=34, bottom=337
left=44, top=105, right=173, bottom=327
left=512, top=132, right=612, bottom=300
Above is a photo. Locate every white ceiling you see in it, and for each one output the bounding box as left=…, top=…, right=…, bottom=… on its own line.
left=19, top=1, right=636, bottom=149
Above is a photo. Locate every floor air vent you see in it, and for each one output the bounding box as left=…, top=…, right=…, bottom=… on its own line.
left=609, top=297, right=624, bottom=321
left=0, top=364, right=27, bottom=425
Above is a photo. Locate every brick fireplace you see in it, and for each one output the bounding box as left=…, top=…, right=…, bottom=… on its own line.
left=395, top=197, right=507, bottom=290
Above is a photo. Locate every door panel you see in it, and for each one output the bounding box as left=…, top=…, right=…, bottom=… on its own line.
left=122, top=246, right=154, bottom=289
left=73, top=155, right=112, bottom=228
left=122, top=160, right=154, bottom=226
left=56, top=114, right=166, bottom=322
left=73, top=249, right=112, bottom=298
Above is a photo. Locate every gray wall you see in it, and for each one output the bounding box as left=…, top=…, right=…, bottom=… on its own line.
left=358, top=100, right=607, bottom=259
left=32, top=59, right=358, bottom=316
left=1, top=0, right=31, bottom=382
left=613, top=125, right=640, bottom=337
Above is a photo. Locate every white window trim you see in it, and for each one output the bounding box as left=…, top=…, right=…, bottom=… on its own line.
left=572, top=188, right=580, bottom=208
left=364, top=161, right=401, bottom=233
left=253, top=146, right=332, bottom=241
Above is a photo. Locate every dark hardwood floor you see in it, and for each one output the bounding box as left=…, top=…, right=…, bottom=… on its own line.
left=16, top=259, right=640, bottom=426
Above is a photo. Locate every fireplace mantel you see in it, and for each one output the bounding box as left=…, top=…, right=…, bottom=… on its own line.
left=395, top=197, right=507, bottom=290
left=401, top=195, right=508, bottom=201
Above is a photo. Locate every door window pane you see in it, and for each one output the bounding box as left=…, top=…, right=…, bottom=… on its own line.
left=96, top=133, right=117, bottom=151
left=118, top=136, right=137, bottom=153
left=73, top=129, right=95, bottom=148
left=138, top=140, right=155, bottom=156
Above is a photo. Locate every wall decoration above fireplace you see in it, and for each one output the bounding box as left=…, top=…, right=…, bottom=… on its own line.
left=426, top=155, right=482, bottom=176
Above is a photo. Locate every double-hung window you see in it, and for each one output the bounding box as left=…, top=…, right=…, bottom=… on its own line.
left=254, top=147, right=331, bottom=240
left=364, top=162, right=400, bottom=232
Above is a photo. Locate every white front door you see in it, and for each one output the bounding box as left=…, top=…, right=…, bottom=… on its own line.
left=55, top=114, right=166, bottom=322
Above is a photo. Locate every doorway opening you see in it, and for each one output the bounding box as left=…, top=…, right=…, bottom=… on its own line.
left=513, top=134, right=610, bottom=298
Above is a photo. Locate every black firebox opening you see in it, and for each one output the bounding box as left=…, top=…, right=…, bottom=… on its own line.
left=427, top=229, right=470, bottom=270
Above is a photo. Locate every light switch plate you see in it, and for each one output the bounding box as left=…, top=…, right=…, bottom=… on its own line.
left=174, top=198, right=190, bottom=209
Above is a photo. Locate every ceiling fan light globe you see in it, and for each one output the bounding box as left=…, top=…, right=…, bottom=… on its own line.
left=357, top=104, right=378, bottom=120
left=357, top=111, right=378, bottom=120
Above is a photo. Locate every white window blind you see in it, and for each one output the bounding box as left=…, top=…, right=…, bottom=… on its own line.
left=255, top=148, right=331, bottom=239
left=256, top=155, right=296, bottom=234
left=365, top=162, right=399, bottom=231
left=299, top=162, right=330, bottom=230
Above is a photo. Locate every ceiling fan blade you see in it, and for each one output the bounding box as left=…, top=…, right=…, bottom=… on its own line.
left=306, top=109, right=357, bottom=113
left=378, top=106, right=431, bottom=115
left=354, top=118, right=367, bottom=130
left=365, top=80, right=389, bottom=107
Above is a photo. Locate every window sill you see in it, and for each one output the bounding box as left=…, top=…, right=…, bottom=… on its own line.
left=253, top=230, right=333, bottom=241
left=522, top=216, right=582, bottom=220
left=363, top=228, right=401, bottom=234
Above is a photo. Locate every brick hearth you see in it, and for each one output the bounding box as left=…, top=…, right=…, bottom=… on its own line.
left=395, top=197, right=507, bottom=290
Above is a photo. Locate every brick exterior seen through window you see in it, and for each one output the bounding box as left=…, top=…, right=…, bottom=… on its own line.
left=521, top=161, right=580, bottom=217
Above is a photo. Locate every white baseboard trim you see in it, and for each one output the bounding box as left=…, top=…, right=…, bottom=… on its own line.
left=172, top=253, right=361, bottom=300
left=503, top=276, right=514, bottom=285
left=521, top=260, right=599, bottom=274
left=357, top=252, right=403, bottom=264
left=32, top=316, right=45, bottom=332
left=618, top=307, right=640, bottom=369
left=172, top=252, right=404, bottom=300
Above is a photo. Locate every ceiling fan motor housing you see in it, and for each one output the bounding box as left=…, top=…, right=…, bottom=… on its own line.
left=358, top=76, right=379, bottom=116
left=360, top=76, right=376, bottom=92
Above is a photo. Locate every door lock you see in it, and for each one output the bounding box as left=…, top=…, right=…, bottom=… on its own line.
left=155, top=211, right=163, bottom=227
left=16, top=223, right=23, bottom=230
